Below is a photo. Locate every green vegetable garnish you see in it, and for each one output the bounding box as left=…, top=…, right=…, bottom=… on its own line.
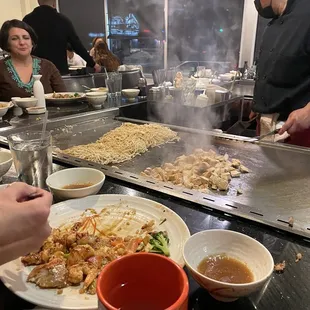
left=148, top=231, right=170, bottom=257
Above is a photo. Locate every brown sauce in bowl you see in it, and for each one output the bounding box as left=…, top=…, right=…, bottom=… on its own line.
left=198, top=254, right=254, bottom=284
left=62, top=182, right=94, bottom=190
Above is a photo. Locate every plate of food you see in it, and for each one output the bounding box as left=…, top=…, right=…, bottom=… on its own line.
left=69, top=66, right=86, bottom=70
left=45, top=92, right=86, bottom=103
left=0, top=194, right=190, bottom=310
left=90, top=87, right=108, bottom=93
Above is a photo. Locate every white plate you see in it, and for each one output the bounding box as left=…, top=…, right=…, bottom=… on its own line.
left=26, top=108, right=46, bottom=115
left=45, top=93, right=85, bottom=102
left=90, top=88, right=108, bottom=93
left=0, top=194, right=190, bottom=310
left=69, top=66, right=86, bottom=70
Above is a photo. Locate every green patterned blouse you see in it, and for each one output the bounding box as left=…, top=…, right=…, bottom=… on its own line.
left=4, top=57, right=41, bottom=94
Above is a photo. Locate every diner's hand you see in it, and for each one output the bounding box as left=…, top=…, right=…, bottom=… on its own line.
left=0, top=183, right=52, bottom=265
left=279, top=103, right=310, bottom=135
left=94, top=63, right=102, bottom=73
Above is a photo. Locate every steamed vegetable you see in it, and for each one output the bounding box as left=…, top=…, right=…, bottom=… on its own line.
left=148, top=231, right=170, bottom=257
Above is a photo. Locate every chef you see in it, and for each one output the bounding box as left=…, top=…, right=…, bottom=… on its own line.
left=253, top=0, right=310, bottom=147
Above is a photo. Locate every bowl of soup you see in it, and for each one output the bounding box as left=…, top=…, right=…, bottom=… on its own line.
left=122, top=89, right=140, bottom=102
left=13, top=97, right=38, bottom=109
left=97, top=253, right=189, bottom=310
left=183, top=230, right=274, bottom=302
left=0, top=102, right=13, bottom=117
left=0, top=151, right=12, bottom=180
left=86, top=92, right=107, bottom=108
left=46, top=167, right=105, bottom=200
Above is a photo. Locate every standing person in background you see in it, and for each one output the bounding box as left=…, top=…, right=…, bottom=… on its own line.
left=89, top=37, right=104, bottom=60
left=94, top=41, right=121, bottom=72
left=23, top=0, right=101, bottom=75
left=67, top=44, right=86, bottom=68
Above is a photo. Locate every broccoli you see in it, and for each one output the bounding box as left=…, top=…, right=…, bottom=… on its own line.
left=148, top=231, right=170, bottom=257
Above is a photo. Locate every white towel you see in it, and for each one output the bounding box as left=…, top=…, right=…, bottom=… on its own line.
left=260, top=114, right=290, bottom=142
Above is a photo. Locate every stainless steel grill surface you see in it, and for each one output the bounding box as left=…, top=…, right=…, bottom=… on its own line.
left=0, top=112, right=309, bottom=238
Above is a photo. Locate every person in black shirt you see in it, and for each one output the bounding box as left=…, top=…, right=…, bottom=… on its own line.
left=253, top=0, right=310, bottom=147
left=23, top=0, right=101, bottom=75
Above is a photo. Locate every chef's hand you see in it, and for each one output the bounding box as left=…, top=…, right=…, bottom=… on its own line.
left=0, top=183, right=52, bottom=265
left=249, top=111, right=258, bottom=120
left=94, top=63, right=102, bottom=73
left=279, top=103, right=310, bottom=135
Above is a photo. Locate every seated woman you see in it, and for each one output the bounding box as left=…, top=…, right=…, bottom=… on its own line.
left=94, top=40, right=121, bottom=72
left=0, top=19, right=65, bottom=102
left=89, top=37, right=104, bottom=60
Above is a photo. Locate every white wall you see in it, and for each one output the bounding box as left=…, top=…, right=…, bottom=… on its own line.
left=239, top=0, right=258, bottom=66
left=20, top=0, right=38, bottom=16
left=0, top=0, right=23, bottom=26
left=0, top=0, right=38, bottom=27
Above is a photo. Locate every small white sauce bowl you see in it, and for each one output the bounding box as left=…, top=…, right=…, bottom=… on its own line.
left=183, top=229, right=274, bottom=302
left=46, top=167, right=105, bottom=200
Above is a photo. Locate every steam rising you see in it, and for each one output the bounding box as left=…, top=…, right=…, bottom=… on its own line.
left=146, top=98, right=221, bottom=159
left=143, top=0, right=243, bottom=156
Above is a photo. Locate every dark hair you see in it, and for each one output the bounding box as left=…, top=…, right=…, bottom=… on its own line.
left=67, top=43, right=74, bottom=52
left=92, top=37, right=103, bottom=47
left=96, top=41, right=109, bottom=54
left=0, top=19, right=38, bottom=52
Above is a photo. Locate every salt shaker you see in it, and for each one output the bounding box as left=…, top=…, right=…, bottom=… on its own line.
left=33, top=75, right=46, bottom=108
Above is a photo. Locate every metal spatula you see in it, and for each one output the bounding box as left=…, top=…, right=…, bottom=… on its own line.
left=226, top=115, right=258, bottom=135
left=247, top=129, right=280, bottom=142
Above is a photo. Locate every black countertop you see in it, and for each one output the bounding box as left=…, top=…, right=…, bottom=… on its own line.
left=0, top=172, right=309, bottom=310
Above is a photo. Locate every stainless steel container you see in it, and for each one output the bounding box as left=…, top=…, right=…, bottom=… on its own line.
left=169, top=87, right=184, bottom=104
left=215, top=89, right=232, bottom=102
left=147, top=87, right=163, bottom=102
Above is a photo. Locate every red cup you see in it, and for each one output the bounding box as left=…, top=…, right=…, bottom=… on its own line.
left=97, top=253, right=189, bottom=310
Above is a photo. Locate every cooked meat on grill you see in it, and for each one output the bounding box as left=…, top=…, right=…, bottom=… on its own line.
left=141, top=149, right=249, bottom=193
left=295, top=253, right=302, bottom=263
left=274, top=261, right=286, bottom=272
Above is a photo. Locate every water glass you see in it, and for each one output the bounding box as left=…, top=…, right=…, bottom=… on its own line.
left=105, top=72, right=122, bottom=93
left=105, top=73, right=122, bottom=107
left=8, top=131, right=52, bottom=188
left=107, top=92, right=122, bottom=107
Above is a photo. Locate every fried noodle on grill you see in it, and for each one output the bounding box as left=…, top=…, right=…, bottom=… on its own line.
left=61, top=123, right=180, bottom=165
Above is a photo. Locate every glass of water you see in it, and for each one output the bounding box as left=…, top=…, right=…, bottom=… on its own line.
left=8, top=131, right=52, bottom=188
left=105, top=72, right=122, bottom=107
